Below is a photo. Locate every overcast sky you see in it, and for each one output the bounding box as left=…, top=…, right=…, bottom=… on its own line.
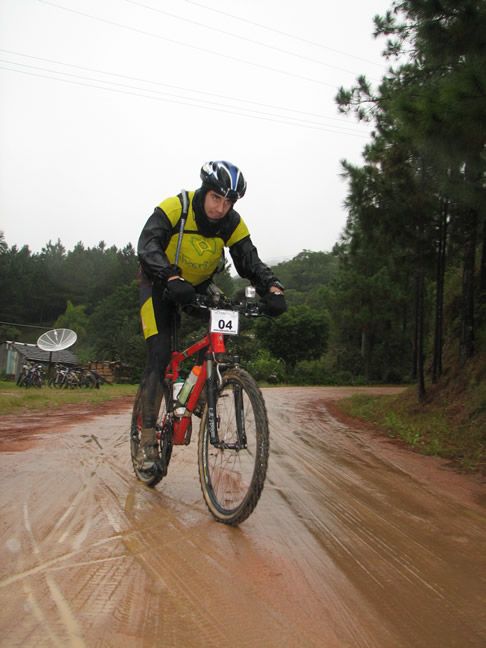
left=0, top=0, right=391, bottom=264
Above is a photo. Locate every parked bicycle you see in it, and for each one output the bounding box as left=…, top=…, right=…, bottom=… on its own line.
left=130, top=287, right=270, bottom=526
left=16, top=362, right=45, bottom=387
left=79, top=369, right=102, bottom=389
left=48, top=364, right=70, bottom=388
left=48, top=364, right=102, bottom=389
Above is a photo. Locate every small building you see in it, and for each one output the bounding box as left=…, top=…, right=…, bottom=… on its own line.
left=0, top=341, right=78, bottom=381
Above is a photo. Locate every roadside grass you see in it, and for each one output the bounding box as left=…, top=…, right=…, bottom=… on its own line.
left=0, top=380, right=138, bottom=415
left=337, top=380, right=486, bottom=473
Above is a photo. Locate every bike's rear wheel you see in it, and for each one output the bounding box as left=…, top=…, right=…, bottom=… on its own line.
left=198, top=368, right=269, bottom=525
left=130, top=384, right=173, bottom=487
left=50, top=375, right=64, bottom=388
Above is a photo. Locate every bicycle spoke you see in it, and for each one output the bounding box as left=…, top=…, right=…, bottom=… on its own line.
left=198, top=368, right=269, bottom=525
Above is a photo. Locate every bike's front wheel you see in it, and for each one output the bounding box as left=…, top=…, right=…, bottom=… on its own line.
left=198, top=368, right=269, bottom=526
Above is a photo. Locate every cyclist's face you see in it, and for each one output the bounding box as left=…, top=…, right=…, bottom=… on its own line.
left=204, top=190, right=233, bottom=221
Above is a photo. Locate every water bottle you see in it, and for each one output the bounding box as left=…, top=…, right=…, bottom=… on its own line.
left=177, top=366, right=201, bottom=407
left=173, top=377, right=185, bottom=417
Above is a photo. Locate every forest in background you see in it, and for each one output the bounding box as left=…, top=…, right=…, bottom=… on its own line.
left=0, top=226, right=482, bottom=397
left=1, top=1, right=484, bottom=416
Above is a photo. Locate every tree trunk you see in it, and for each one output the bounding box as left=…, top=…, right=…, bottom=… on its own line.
left=360, top=321, right=374, bottom=381
left=432, top=199, right=448, bottom=383
left=479, top=212, right=486, bottom=314
left=460, top=205, right=478, bottom=365
left=460, top=157, right=481, bottom=365
left=416, top=267, right=426, bottom=402
left=412, top=283, right=418, bottom=382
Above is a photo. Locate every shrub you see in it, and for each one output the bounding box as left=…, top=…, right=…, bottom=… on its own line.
left=247, top=350, right=286, bottom=383
left=288, top=358, right=328, bottom=384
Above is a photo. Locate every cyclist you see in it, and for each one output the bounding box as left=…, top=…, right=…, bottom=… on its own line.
left=136, top=160, right=287, bottom=469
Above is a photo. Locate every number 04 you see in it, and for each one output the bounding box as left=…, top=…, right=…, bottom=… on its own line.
left=219, top=319, right=232, bottom=330
left=211, top=310, right=239, bottom=335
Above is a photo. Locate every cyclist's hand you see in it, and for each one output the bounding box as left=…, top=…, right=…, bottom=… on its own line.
left=262, top=290, right=287, bottom=316
left=166, top=277, right=196, bottom=304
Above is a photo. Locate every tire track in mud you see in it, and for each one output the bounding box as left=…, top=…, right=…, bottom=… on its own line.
left=42, top=414, right=163, bottom=646
left=261, top=400, right=394, bottom=648
left=93, top=433, right=321, bottom=647
left=70, top=411, right=329, bottom=646
left=1, top=388, right=485, bottom=647
left=1, top=410, right=251, bottom=646
left=0, top=413, right=132, bottom=646
left=18, top=500, right=87, bottom=647
left=116, top=501, right=320, bottom=648
left=266, top=389, right=486, bottom=648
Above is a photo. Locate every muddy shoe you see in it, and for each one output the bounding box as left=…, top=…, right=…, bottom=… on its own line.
left=136, top=443, right=159, bottom=470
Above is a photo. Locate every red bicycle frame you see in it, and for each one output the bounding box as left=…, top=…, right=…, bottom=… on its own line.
left=165, top=331, right=226, bottom=445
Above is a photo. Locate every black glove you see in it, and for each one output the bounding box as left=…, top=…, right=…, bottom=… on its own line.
left=166, top=278, right=196, bottom=305
left=262, top=292, right=287, bottom=317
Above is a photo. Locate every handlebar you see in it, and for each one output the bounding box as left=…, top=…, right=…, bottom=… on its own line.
left=190, top=292, right=266, bottom=317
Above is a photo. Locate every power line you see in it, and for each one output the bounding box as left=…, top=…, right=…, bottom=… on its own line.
left=0, top=57, right=332, bottom=128
left=0, top=48, right=363, bottom=128
left=36, top=0, right=339, bottom=89
left=121, top=0, right=367, bottom=79
left=0, top=63, right=369, bottom=137
left=0, top=320, right=51, bottom=330
left=181, top=0, right=384, bottom=68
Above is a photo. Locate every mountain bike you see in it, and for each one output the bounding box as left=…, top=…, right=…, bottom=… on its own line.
left=48, top=364, right=69, bottom=388
left=130, top=287, right=270, bottom=526
left=49, top=364, right=102, bottom=388
left=16, top=362, right=44, bottom=387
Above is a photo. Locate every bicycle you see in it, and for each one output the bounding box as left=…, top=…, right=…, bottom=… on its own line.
left=130, top=287, right=270, bottom=526
left=48, top=364, right=69, bottom=388
left=48, top=364, right=103, bottom=389
left=17, top=362, right=44, bottom=387
left=79, top=368, right=102, bottom=389
left=16, top=362, right=32, bottom=387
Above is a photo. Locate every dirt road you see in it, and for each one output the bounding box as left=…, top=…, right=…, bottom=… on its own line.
left=0, top=386, right=484, bottom=647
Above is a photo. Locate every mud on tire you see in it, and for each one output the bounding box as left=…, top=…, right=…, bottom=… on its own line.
left=198, top=368, right=269, bottom=526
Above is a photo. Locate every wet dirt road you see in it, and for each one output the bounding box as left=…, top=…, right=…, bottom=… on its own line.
left=0, top=386, right=485, bottom=648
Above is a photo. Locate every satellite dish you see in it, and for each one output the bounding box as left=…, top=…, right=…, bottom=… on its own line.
left=37, top=328, right=77, bottom=352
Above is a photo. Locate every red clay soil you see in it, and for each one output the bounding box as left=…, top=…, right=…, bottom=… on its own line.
left=0, top=387, right=484, bottom=647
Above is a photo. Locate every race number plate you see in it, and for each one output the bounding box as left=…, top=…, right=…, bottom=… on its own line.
left=210, top=309, right=239, bottom=335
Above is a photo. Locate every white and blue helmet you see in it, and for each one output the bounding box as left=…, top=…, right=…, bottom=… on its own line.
left=200, top=160, right=247, bottom=202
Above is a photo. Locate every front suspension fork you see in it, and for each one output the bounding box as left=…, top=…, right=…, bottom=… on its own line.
left=233, top=383, right=247, bottom=448
left=206, top=357, right=219, bottom=446
left=206, top=358, right=247, bottom=450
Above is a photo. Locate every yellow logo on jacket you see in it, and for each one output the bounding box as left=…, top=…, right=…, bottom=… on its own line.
left=191, top=236, right=217, bottom=257
left=166, top=233, right=224, bottom=285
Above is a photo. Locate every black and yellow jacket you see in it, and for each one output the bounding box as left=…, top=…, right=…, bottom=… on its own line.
left=138, top=190, right=279, bottom=296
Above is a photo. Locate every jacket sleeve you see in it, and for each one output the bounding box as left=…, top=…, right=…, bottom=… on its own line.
left=229, top=236, right=281, bottom=296
left=137, top=207, right=179, bottom=283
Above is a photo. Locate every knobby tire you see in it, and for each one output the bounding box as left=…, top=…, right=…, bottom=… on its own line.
left=198, top=368, right=269, bottom=526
